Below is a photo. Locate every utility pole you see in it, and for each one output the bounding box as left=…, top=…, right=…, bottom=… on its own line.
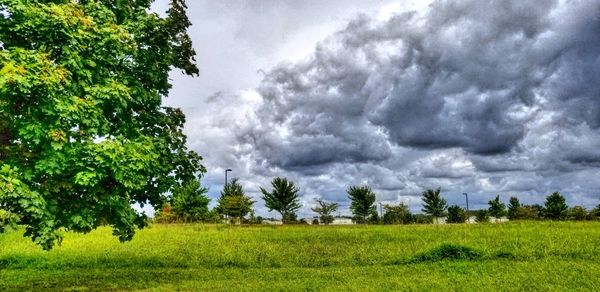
left=463, top=193, right=469, bottom=222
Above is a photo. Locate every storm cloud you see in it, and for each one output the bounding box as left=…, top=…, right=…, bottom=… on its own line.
left=169, top=0, right=600, bottom=217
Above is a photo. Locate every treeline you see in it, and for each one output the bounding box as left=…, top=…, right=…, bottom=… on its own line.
left=154, top=177, right=600, bottom=224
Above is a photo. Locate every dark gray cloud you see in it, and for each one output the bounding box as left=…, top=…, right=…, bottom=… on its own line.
left=240, top=0, right=600, bottom=173
left=167, top=0, right=600, bottom=217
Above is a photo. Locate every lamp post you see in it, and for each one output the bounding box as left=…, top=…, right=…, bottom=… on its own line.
left=225, top=168, right=232, bottom=186
left=463, top=193, right=469, bottom=221
left=378, top=202, right=383, bottom=218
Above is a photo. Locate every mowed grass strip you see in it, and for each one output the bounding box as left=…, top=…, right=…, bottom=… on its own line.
left=1, top=221, right=600, bottom=290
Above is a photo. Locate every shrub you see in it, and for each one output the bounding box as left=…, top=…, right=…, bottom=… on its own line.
left=412, top=244, right=482, bottom=262
left=382, top=203, right=413, bottom=224
left=516, top=205, right=540, bottom=220
left=567, top=206, right=588, bottom=221
left=447, top=205, right=467, bottom=223
left=476, top=209, right=490, bottom=223
left=312, top=219, right=320, bottom=225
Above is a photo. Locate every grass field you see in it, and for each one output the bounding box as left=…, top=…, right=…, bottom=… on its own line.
left=1, top=221, right=600, bottom=291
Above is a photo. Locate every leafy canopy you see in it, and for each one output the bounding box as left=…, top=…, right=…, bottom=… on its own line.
left=347, top=185, right=376, bottom=224
left=0, top=0, right=203, bottom=249
left=421, top=188, right=447, bottom=217
left=260, top=177, right=302, bottom=223
left=311, top=199, right=338, bottom=225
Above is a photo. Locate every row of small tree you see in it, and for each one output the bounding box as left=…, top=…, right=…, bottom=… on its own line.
left=404, top=189, right=600, bottom=224
left=154, top=177, right=600, bottom=224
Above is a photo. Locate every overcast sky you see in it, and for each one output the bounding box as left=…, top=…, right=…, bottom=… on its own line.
left=152, top=0, right=600, bottom=218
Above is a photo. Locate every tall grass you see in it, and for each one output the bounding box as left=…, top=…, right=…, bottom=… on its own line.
left=1, top=221, right=600, bottom=290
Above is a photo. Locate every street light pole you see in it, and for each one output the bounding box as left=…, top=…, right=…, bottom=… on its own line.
left=463, top=193, right=469, bottom=220
left=225, top=168, right=232, bottom=186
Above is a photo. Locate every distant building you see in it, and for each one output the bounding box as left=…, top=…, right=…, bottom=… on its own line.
left=490, top=216, right=509, bottom=223
left=332, top=218, right=354, bottom=225
left=262, top=219, right=283, bottom=225
left=466, top=216, right=477, bottom=224
left=433, top=217, right=447, bottom=224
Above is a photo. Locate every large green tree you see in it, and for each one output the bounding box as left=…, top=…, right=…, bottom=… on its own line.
left=347, top=185, right=376, bottom=224
left=421, top=188, right=447, bottom=218
left=260, top=177, right=302, bottom=223
left=0, top=0, right=203, bottom=249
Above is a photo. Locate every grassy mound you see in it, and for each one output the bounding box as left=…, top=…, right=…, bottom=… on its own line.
left=411, top=243, right=482, bottom=262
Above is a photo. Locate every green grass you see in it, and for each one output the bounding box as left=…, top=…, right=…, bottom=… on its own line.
left=1, top=221, right=600, bottom=290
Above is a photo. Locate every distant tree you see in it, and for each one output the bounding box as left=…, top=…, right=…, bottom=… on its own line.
left=447, top=205, right=467, bottom=223
left=421, top=188, right=447, bottom=218
left=544, top=192, right=568, bottom=220
left=591, top=204, right=600, bottom=219
left=475, top=209, right=490, bottom=223
left=170, top=180, right=210, bottom=222
left=248, top=210, right=263, bottom=224
left=567, top=206, right=588, bottom=221
left=488, top=195, right=507, bottom=218
left=368, top=213, right=381, bottom=224
left=413, top=214, right=432, bottom=224
left=312, top=218, right=320, bottom=225
left=347, top=186, right=377, bottom=224
left=261, top=177, right=302, bottom=223
left=382, top=203, right=413, bottom=224
left=507, top=197, right=521, bottom=220
left=516, top=205, right=541, bottom=220
left=153, top=203, right=178, bottom=224
left=205, top=209, right=223, bottom=224
left=311, top=199, right=338, bottom=225
left=216, top=179, right=254, bottom=223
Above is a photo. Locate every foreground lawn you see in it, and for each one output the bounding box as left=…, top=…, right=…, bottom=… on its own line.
left=1, top=221, right=600, bottom=290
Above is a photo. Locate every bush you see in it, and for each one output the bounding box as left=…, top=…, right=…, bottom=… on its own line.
left=591, top=204, right=600, bottom=220
left=475, top=210, right=490, bottom=223
left=567, top=206, right=588, bottom=221
left=516, top=205, right=541, bottom=220
left=447, top=205, right=467, bottom=223
left=414, top=214, right=433, bottom=224
left=382, top=203, right=413, bottom=224
left=312, top=219, right=320, bottom=225
left=412, top=244, right=482, bottom=262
